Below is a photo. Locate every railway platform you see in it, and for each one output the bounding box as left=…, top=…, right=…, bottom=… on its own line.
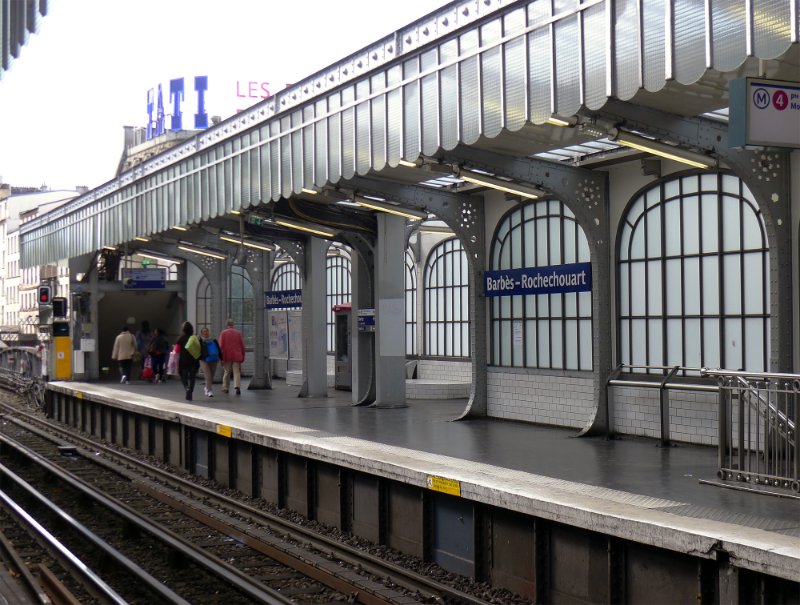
left=41, top=376, right=800, bottom=602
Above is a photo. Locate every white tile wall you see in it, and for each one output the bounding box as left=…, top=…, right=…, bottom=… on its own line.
left=610, top=387, right=718, bottom=445
left=417, top=360, right=472, bottom=381
left=487, top=371, right=595, bottom=428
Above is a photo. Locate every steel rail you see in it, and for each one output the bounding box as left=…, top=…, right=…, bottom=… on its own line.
left=0, top=529, right=54, bottom=604
left=2, top=402, right=492, bottom=605
left=0, top=431, right=293, bottom=605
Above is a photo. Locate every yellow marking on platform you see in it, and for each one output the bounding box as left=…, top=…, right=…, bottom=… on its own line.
left=216, top=424, right=232, bottom=438
left=426, top=475, right=461, bottom=496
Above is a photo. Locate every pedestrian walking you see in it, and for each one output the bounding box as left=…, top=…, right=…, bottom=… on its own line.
left=198, top=326, right=221, bottom=397
left=111, top=325, right=136, bottom=384
left=149, top=327, right=170, bottom=383
left=176, top=321, right=202, bottom=401
left=218, top=318, right=245, bottom=395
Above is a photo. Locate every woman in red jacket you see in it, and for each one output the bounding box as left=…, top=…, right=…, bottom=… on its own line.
left=218, top=318, right=245, bottom=395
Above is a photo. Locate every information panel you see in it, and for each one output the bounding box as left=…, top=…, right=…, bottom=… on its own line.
left=730, top=78, right=800, bottom=148
left=122, top=268, right=166, bottom=289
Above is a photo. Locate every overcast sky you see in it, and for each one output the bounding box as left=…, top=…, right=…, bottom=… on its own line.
left=0, top=0, right=443, bottom=191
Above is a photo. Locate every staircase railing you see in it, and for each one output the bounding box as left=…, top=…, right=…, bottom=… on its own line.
left=701, top=369, right=798, bottom=493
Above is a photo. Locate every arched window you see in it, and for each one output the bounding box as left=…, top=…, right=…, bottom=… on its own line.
left=270, top=261, right=302, bottom=292
left=490, top=200, right=592, bottom=370
left=326, top=254, right=351, bottom=353
left=196, top=276, right=212, bottom=334
left=229, top=266, right=255, bottom=349
left=405, top=249, right=417, bottom=355
left=618, top=173, right=769, bottom=373
left=424, top=238, right=469, bottom=357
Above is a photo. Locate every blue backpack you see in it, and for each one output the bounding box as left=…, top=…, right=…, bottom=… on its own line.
left=206, top=339, right=220, bottom=362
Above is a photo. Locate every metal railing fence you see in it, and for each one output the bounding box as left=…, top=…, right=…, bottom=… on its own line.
left=701, top=369, right=798, bottom=493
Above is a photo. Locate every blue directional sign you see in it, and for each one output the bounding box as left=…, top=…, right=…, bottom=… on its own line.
left=484, top=262, right=592, bottom=297
left=122, top=268, right=167, bottom=290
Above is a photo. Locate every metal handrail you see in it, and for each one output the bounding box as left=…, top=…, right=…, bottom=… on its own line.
left=701, top=368, right=799, bottom=492
left=705, top=371, right=795, bottom=448
left=606, top=364, right=719, bottom=445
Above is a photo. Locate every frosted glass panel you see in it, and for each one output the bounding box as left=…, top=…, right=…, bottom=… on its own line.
left=631, top=262, right=646, bottom=316
left=744, top=318, right=764, bottom=371
left=665, top=259, right=682, bottom=315
left=566, top=321, right=578, bottom=369
left=665, top=178, right=682, bottom=197
left=701, top=194, right=719, bottom=253
left=683, top=258, right=700, bottom=314
left=703, top=319, right=720, bottom=369
left=549, top=217, right=562, bottom=261
left=537, top=321, right=550, bottom=366
left=723, top=254, right=742, bottom=314
left=620, top=320, right=630, bottom=362
left=741, top=204, right=763, bottom=250
left=647, top=261, right=662, bottom=315
left=579, top=320, right=592, bottom=370
left=666, top=319, right=683, bottom=366
left=722, top=197, right=741, bottom=251
left=525, top=320, right=537, bottom=366
left=743, top=253, right=763, bottom=314
left=664, top=201, right=681, bottom=256
left=724, top=318, right=743, bottom=369
left=702, top=256, right=719, bottom=314
left=565, top=293, right=577, bottom=316
left=563, top=224, right=576, bottom=263
left=682, top=198, right=699, bottom=254
left=550, top=322, right=563, bottom=369
left=631, top=320, right=647, bottom=366
left=630, top=228, right=646, bottom=259
left=646, top=210, right=662, bottom=257
left=648, top=319, right=663, bottom=366
left=619, top=225, right=632, bottom=259
left=721, top=174, right=739, bottom=194
left=684, top=319, right=701, bottom=367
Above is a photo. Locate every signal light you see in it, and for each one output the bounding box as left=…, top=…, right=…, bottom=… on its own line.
left=38, top=286, right=52, bottom=305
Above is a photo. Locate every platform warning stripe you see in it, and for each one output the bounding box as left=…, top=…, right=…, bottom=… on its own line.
left=216, top=424, right=232, bottom=438
left=426, top=475, right=461, bottom=496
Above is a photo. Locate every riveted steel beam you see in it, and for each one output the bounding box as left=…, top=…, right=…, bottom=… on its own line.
left=347, top=177, right=488, bottom=418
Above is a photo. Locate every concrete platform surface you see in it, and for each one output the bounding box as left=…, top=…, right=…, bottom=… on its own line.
left=47, top=376, right=800, bottom=582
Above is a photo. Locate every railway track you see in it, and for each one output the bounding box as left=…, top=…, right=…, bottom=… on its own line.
left=0, top=392, right=497, bottom=605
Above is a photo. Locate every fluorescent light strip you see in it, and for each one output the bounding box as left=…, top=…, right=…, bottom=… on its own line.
left=172, top=225, right=188, bottom=231
left=231, top=210, right=241, bottom=215
left=219, top=235, right=273, bottom=251
left=546, top=115, right=576, bottom=127
left=397, top=159, right=418, bottom=168
left=275, top=218, right=336, bottom=238
left=459, top=170, right=543, bottom=200
left=137, top=252, right=182, bottom=263
left=301, top=187, right=319, bottom=195
left=102, top=246, right=117, bottom=251
left=612, top=130, right=714, bottom=169
left=134, top=236, right=150, bottom=242
left=420, top=229, right=455, bottom=236
left=177, top=245, right=227, bottom=260
left=354, top=197, right=427, bottom=220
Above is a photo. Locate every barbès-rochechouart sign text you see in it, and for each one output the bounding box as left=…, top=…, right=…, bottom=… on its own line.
left=147, top=76, right=209, bottom=140
left=484, top=262, right=592, bottom=297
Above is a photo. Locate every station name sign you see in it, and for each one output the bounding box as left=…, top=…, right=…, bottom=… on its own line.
left=729, top=78, right=800, bottom=148
left=484, top=262, right=592, bottom=297
left=264, top=289, right=302, bottom=309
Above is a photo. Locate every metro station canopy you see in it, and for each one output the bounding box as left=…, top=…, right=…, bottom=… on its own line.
left=19, top=0, right=800, bottom=267
left=0, top=0, right=47, bottom=80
